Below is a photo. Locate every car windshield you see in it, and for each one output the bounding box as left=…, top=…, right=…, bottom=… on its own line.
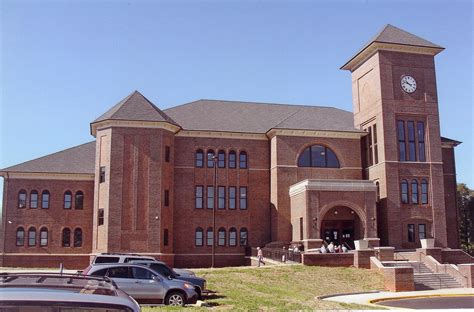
left=149, top=264, right=175, bottom=278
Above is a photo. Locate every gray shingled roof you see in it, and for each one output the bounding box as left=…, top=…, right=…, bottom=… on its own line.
left=164, top=100, right=358, bottom=133
left=1, top=142, right=96, bottom=174
left=93, top=91, right=178, bottom=125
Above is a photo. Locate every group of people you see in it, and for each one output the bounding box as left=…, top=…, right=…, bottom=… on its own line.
left=320, top=241, right=348, bottom=253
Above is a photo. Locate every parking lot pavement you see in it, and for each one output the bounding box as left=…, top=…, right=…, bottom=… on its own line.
left=321, top=288, right=474, bottom=309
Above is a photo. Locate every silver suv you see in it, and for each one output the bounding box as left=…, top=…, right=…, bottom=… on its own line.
left=0, top=273, right=141, bottom=312
left=84, top=263, right=198, bottom=306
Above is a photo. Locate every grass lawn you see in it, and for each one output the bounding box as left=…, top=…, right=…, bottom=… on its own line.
left=143, top=264, right=385, bottom=311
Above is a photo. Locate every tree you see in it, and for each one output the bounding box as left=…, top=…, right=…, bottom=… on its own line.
left=457, top=183, right=474, bottom=254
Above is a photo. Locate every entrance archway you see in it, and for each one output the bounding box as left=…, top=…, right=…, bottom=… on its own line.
left=320, top=206, right=364, bottom=250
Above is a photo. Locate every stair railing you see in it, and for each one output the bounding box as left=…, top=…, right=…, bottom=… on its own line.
left=419, top=251, right=468, bottom=288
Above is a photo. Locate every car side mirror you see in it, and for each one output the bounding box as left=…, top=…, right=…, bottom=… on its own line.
left=153, top=275, right=161, bottom=282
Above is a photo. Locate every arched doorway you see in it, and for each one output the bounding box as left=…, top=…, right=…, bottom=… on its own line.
left=320, top=206, right=364, bottom=250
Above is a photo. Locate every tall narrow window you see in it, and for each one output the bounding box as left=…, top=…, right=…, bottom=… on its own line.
left=99, top=166, right=106, bottom=183
left=164, top=190, right=169, bottom=207
left=239, top=151, right=247, bottom=169
left=98, top=209, right=104, bottom=226
left=299, top=217, right=304, bottom=240
left=195, top=149, right=204, bottom=168
left=195, top=228, right=203, bottom=247
left=28, top=227, right=36, bottom=247
left=397, top=121, right=406, bottom=161
left=367, top=127, right=373, bottom=166
left=163, top=229, right=169, bottom=246
left=41, top=190, right=50, bottom=209
left=62, top=228, right=71, bottom=247
left=75, top=191, right=84, bottom=209
left=64, top=191, right=72, bottom=209
left=418, top=224, right=426, bottom=240
left=218, top=228, right=226, bottom=246
left=421, top=179, right=428, bottom=204
left=375, top=181, right=380, bottom=202
left=229, top=228, right=237, bottom=246
left=228, top=151, right=236, bottom=168
left=229, top=187, right=236, bottom=209
left=417, top=122, right=426, bottom=162
left=239, top=187, right=247, bottom=210
left=218, top=186, right=226, bottom=209
left=195, top=186, right=203, bottom=209
left=373, top=124, right=378, bottom=164
left=411, top=179, right=419, bottom=204
left=207, top=150, right=215, bottom=168
left=207, top=186, right=214, bottom=209
left=401, top=180, right=409, bottom=204
left=40, top=227, right=48, bottom=247
left=165, top=146, right=170, bottom=162
left=16, top=227, right=25, bottom=246
left=206, top=227, right=213, bottom=246
left=74, top=228, right=82, bottom=247
left=218, top=150, right=226, bottom=168
left=30, top=190, right=38, bottom=209
left=408, top=224, right=415, bottom=242
left=18, top=190, right=27, bottom=208
left=240, top=228, right=248, bottom=246
left=407, top=121, right=416, bottom=161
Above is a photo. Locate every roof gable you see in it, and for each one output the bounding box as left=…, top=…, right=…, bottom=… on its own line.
left=370, top=24, right=443, bottom=48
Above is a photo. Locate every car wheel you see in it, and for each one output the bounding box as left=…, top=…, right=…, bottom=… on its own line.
left=165, top=291, right=185, bottom=306
left=195, top=287, right=202, bottom=300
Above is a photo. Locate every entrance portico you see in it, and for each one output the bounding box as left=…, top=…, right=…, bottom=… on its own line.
left=289, top=179, right=379, bottom=250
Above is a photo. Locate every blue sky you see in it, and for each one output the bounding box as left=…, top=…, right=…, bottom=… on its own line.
left=1, top=0, right=472, bottom=201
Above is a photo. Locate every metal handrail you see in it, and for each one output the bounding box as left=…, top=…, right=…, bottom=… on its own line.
left=419, top=251, right=468, bottom=288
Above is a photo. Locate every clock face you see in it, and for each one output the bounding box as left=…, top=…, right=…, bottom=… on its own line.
left=401, top=75, right=417, bottom=93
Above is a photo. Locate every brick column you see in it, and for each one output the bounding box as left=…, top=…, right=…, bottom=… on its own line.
left=374, top=247, right=395, bottom=261
left=354, top=249, right=375, bottom=268
left=458, top=264, right=474, bottom=287
left=383, top=267, right=414, bottom=292
left=417, top=247, right=442, bottom=262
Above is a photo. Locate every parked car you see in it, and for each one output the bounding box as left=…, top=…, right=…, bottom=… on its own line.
left=129, top=260, right=207, bottom=298
left=92, top=253, right=157, bottom=264
left=83, top=263, right=198, bottom=306
left=0, top=272, right=141, bottom=312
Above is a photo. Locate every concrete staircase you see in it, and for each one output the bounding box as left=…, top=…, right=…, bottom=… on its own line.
left=383, top=261, right=463, bottom=290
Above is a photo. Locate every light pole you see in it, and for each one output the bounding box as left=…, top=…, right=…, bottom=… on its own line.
left=211, top=155, right=218, bottom=268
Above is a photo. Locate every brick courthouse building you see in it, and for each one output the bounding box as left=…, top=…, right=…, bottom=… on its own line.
left=0, top=25, right=461, bottom=268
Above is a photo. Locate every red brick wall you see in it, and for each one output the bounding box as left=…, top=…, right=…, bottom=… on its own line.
left=302, top=253, right=354, bottom=267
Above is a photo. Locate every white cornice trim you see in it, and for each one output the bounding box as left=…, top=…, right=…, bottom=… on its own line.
left=91, top=120, right=180, bottom=137
left=266, top=129, right=364, bottom=139
left=289, top=179, right=376, bottom=197
left=176, top=130, right=268, bottom=140
left=0, top=172, right=94, bottom=181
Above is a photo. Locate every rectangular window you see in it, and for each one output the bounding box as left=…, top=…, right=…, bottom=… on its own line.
left=401, top=181, right=409, bottom=204
left=407, top=121, right=416, bottom=161
left=229, top=187, right=236, bottom=209
left=367, top=126, right=373, bottom=166
left=165, top=146, right=170, bottom=162
left=421, top=180, right=428, bottom=204
left=239, top=187, right=247, bottom=210
left=207, top=186, right=214, bottom=209
left=195, top=186, right=203, bottom=209
left=408, top=224, right=415, bottom=242
left=207, top=229, right=213, bottom=246
left=98, top=208, right=104, bottom=226
left=41, top=192, right=49, bottom=209
left=373, top=124, right=378, bottom=164
left=417, top=122, right=426, bottom=162
left=164, top=190, right=169, bottom=207
left=30, top=193, right=38, bottom=209
left=418, top=224, right=426, bottom=240
left=218, top=186, right=225, bottom=209
left=40, top=230, right=48, bottom=247
left=195, top=230, right=203, bottom=246
left=163, top=229, right=169, bottom=246
left=28, top=231, right=36, bottom=247
left=299, top=217, right=303, bottom=240
left=99, top=166, right=106, bottom=183
left=397, top=121, right=406, bottom=161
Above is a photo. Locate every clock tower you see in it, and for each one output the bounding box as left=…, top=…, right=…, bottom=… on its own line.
left=342, top=25, right=451, bottom=248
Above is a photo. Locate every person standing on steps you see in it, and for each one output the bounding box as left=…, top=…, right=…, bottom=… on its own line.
left=257, top=247, right=265, bottom=267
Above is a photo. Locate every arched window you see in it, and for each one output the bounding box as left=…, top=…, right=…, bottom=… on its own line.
left=228, top=228, right=237, bottom=246
left=239, top=228, right=248, bottom=246
left=239, top=151, right=247, bottom=169
left=228, top=151, right=236, bottom=168
left=62, top=228, right=71, bottom=247
left=401, top=180, right=409, bottom=204
left=75, top=191, right=84, bottom=210
left=74, top=228, right=83, bottom=247
left=297, top=145, right=340, bottom=168
left=28, top=227, right=36, bottom=247
left=218, top=150, right=226, bottom=168
left=41, top=190, right=50, bottom=209
left=206, top=227, right=213, bottom=246
left=195, top=149, right=204, bottom=168
left=40, top=227, right=48, bottom=247
left=30, top=190, right=38, bottom=209
left=218, top=228, right=226, bottom=246
left=411, top=179, right=419, bottom=204
left=207, top=149, right=215, bottom=168
left=18, top=190, right=27, bottom=208
left=195, top=227, right=203, bottom=247
left=421, top=179, right=428, bottom=204
left=16, top=227, right=25, bottom=246
left=64, top=191, right=72, bottom=209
